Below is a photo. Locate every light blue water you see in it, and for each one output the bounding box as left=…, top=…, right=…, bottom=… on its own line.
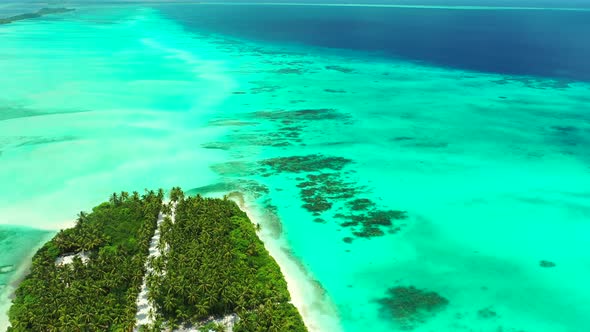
left=0, top=226, right=52, bottom=322
left=1, top=3, right=590, bottom=331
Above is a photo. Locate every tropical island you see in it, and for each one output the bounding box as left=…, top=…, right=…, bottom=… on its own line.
left=0, top=8, right=75, bottom=25
left=7, top=188, right=307, bottom=332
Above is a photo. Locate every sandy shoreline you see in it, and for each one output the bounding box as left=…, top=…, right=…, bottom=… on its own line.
left=0, top=229, right=57, bottom=332
left=232, top=196, right=342, bottom=332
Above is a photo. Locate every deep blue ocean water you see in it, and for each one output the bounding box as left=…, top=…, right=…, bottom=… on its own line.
left=158, top=4, right=590, bottom=81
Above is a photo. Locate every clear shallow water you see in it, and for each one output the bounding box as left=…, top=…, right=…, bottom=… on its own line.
left=0, top=227, right=52, bottom=324
left=1, top=3, right=590, bottom=332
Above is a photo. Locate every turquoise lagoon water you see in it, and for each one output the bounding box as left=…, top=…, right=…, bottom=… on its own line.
left=1, top=3, right=590, bottom=331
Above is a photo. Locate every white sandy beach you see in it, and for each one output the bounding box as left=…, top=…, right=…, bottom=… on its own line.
left=233, top=197, right=342, bottom=332
left=0, top=229, right=59, bottom=332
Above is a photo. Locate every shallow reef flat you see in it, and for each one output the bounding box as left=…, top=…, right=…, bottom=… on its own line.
left=1, top=4, right=590, bottom=332
left=185, top=19, right=590, bottom=332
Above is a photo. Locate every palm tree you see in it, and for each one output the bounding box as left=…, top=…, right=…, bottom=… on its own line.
left=76, top=211, right=88, bottom=225
left=163, top=294, right=175, bottom=313
left=110, top=192, right=119, bottom=205
left=120, top=191, right=129, bottom=202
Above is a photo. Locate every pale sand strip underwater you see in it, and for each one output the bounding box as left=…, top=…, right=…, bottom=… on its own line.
left=231, top=196, right=342, bottom=332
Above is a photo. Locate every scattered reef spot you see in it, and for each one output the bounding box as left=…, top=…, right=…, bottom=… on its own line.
left=325, top=65, right=354, bottom=73
left=250, top=85, right=282, bottom=94
left=539, top=260, right=556, bottom=268
left=253, top=108, right=350, bottom=122
left=391, top=136, right=414, bottom=142
left=377, top=286, right=449, bottom=330
left=208, top=119, right=259, bottom=127
left=478, top=307, right=498, bottom=319
left=550, top=125, right=577, bottom=133
left=275, top=68, right=304, bottom=74
left=324, top=89, right=347, bottom=93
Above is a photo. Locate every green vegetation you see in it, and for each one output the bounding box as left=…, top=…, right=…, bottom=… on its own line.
left=0, top=8, right=74, bottom=25
left=145, top=188, right=307, bottom=331
left=8, top=190, right=162, bottom=331
left=234, top=302, right=307, bottom=332
left=8, top=188, right=307, bottom=331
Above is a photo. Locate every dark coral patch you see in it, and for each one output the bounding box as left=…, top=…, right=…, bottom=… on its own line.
left=334, top=209, right=406, bottom=238
left=347, top=198, right=375, bottom=211
left=377, top=286, right=449, bottom=330
left=302, top=197, right=332, bottom=213
left=260, top=155, right=352, bottom=173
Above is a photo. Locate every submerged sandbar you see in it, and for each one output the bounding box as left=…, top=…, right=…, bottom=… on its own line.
left=0, top=8, right=74, bottom=25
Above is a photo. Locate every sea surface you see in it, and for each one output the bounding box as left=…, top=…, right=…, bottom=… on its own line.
left=1, top=2, right=590, bottom=331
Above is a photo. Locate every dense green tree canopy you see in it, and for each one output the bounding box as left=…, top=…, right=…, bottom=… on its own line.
left=8, top=188, right=307, bottom=331
left=146, top=190, right=307, bottom=331
left=8, top=191, right=162, bottom=331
